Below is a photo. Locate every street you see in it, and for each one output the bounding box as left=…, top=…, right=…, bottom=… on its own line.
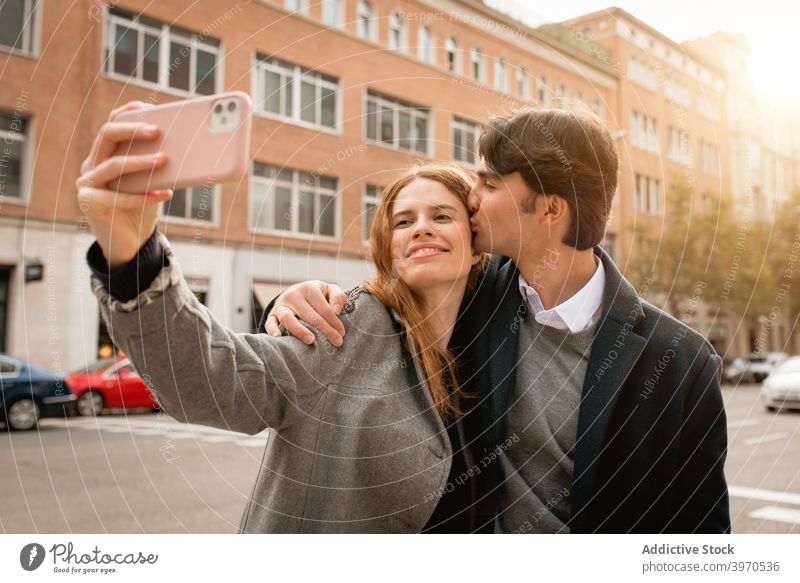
left=1, top=384, right=798, bottom=533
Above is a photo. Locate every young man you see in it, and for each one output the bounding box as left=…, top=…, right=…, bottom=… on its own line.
left=262, top=108, right=730, bottom=534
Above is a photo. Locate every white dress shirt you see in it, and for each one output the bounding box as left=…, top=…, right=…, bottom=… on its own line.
left=518, top=256, right=605, bottom=333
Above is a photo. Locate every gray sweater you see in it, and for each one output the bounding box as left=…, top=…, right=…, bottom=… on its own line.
left=91, top=233, right=452, bottom=533
left=495, top=313, right=597, bottom=533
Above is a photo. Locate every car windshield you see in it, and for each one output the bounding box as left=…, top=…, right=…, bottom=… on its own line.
left=775, top=359, right=800, bottom=374
left=71, top=357, right=117, bottom=374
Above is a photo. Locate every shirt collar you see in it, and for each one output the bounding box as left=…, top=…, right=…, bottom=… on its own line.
left=518, top=256, right=605, bottom=333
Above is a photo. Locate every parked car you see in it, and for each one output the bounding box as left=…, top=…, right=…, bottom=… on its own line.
left=66, top=357, right=159, bottom=416
left=762, top=356, right=800, bottom=412
left=722, top=352, right=789, bottom=384
left=0, top=354, right=76, bottom=431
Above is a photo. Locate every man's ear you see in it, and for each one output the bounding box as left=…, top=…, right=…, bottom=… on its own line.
left=543, top=194, right=569, bottom=223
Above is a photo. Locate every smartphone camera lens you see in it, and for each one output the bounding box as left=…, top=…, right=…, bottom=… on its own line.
left=227, top=101, right=237, bottom=112
left=214, top=103, right=223, bottom=114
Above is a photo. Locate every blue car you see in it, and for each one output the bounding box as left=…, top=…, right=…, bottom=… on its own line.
left=0, top=354, right=77, bottom=430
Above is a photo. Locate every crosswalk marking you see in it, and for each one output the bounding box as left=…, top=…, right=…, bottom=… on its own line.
left=42, top=417, right=270, bottom=448
left=727, top=419, right=760, bottom=428
left=749, top=506, right=800, bottom=526
left=729, top=486, right=800, bottom=506
left=742, top=432, right=789, bottom=446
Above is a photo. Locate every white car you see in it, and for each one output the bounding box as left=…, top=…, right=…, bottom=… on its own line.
left=724, top=352, right=789, bottom=384
left=761, top=357, right=800, bottom=412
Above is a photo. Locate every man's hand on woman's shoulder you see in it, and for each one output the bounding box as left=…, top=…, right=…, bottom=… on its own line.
left=264, top=280, right=348, bottom=347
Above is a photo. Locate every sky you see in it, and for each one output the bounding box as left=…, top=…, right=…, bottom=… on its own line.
left=485, top=0, right=800, bottom=105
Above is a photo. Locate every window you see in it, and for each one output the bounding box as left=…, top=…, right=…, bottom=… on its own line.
left=250, top=162, right=338, bottom=237
left=445, top=36, right=460, bottom=73
left=630, top=111, right=659, bottom=154
left=284, top=0, right=308, bottom=12
left=664, top=78, right=690, bottom=108
left=667, top=126, right=692, bottom=165
left=163, top=184, right=217, bottom=223
left=576, top=91, right=585, bottom=106
left=648, top=178, right=660, bottom=215
left=592, top=99, right=603, bottom=119
left=700, top=140, right=720, bottom=176
left=0, top=0, right=37, bottom=54
left=627, top=58, right=658, bottom=91
left=321, top=0, right=343, bottom=26
left=255, top=55, right=339, bottom=130
left=452, top=117, right=479, bottom=166
left=557, top=83, right=568, bottom=108
left=357, top=1, right=375, bottom=40
left=109, top=363, right=136, bottom=378
left=635, top=174, right=660, bottom=214
left=105, top=8, right=220, bottom=95
left=389, top=12, right=407, bottom=52
left=418, top=25, right=435, bottom=64
left=0, top=113, right=29, bottom=201
left=363, top=184, right=382, bottom=242
left=494, top=58, right=507, bottom=93
left=365, top=90, right=429, bottom=154
left=537, top=75, right=550, bottom=104
left=517, top=67, right=530, bottom=99
left=0, top=356, right=20, bottom=376
left=471, top=48, right=485, bottom=83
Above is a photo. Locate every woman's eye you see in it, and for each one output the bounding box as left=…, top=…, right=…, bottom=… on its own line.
left=435, top=214, right=451, bottom=221
left=394, top=219, right=411, bottom=227
left=485, top=183, right=496, bottom=191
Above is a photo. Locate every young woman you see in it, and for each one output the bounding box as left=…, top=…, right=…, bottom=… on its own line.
left=78, top=102, right=486, bottom=533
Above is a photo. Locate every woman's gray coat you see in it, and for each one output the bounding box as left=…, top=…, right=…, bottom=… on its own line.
left=92, top=233, right=452, bottom=533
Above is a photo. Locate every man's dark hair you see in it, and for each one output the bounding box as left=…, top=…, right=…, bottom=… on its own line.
left=478, top=107, right=619, bottom=250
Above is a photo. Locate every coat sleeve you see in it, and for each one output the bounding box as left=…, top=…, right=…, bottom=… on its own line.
left=91, top=233, right=328, bottom=435
left=669, top=352, right=731, bottom=533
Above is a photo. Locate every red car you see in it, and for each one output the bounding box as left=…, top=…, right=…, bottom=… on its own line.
left=66, top=357, right=159, bottom=416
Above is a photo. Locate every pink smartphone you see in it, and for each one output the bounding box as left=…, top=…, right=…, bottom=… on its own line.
left=110, top=91, right=252, bottom=193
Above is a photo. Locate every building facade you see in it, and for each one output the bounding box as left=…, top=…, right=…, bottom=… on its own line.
left=0, top=0, right=616, bottom=370
left=1, top=1, right=798, bottom=370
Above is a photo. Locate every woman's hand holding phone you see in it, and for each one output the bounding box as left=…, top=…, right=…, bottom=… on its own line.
left=76, top=101, right=173, bottom=269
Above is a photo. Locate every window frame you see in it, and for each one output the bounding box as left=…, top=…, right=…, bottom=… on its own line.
left=321, top=0, right=344, bottom=27
left=494, top=57, right=507, bottom=93
left=160, top=184, right=222, bottom=228
left=362, top=184, right=382, bottom=245
left=417, top=24, right=435, bottom=64
left=516, top=66, right=530, bottom=99
left=537, top=75, right=550, bottom=105
left=388, top=11, right=408, bottom=53
left=284, top=0, right=309, bottom=13
left=451, top=116, right=480, bottom=167
left=364, top=89, right=431, bottom=156
left=253, top=53, right=341, bottom=133
left=249, top=162, right=340, bottom=241
left=103, top=7, right=222, bottom=98
left=356, top=0, right=376, bottom=41
left=0, top=0, right=40, bottom=56
left=470, top=47, right=485, bottom=84
left=445, top=36, right=461, bottom=74
left=0, top=112, right=33, bottom=206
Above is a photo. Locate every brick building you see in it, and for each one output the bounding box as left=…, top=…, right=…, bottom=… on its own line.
left=1, top=1, right=797, bottom=370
